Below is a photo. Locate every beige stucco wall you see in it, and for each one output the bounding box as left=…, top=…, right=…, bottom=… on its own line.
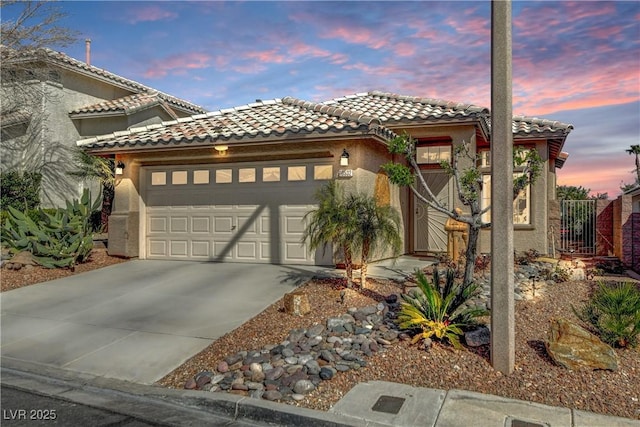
left=106, top=137, right=408, bottom=259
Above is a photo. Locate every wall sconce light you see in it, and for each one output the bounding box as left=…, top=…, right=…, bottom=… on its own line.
left=214, top=145, right=229, bottom=155
left=115, top=161, right=125, bottom=175
left=340, top=148, right=350, bottom=166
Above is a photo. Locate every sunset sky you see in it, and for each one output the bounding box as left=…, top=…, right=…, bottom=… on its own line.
left=6, top=1, right=639, bottom=197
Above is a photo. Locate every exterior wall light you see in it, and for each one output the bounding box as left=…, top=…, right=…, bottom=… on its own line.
left=115, top=161, right=125, bottom=175
left=340, top=148, right=350, bottom=166
left=214, top=145, right=229, bottom=154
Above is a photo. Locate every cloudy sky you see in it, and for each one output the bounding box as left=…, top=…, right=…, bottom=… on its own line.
left=7, top=1, right=640, bottom=197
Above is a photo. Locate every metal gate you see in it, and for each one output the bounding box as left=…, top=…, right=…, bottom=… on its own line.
left=560, top=200, right=596, bottom=255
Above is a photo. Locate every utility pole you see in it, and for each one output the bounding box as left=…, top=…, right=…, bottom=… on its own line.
left=490, top=0, right=515, bottom=374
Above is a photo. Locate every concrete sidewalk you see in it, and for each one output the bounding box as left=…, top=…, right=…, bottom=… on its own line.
left=2, top=359, right=637, bottom=427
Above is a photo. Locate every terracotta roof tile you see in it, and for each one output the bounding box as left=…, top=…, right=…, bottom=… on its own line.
left=1, top=109, right=31, bottom=128
left=69, top=92, right=179, bottom=119
left=2, top=47, right=207, bottom=115
left=77, top=91, right=573, bottom=151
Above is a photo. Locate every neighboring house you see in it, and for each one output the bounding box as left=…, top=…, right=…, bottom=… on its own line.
left=77, top=91, right=573, bottom=265
left=0, top=47, right=207, bottom=207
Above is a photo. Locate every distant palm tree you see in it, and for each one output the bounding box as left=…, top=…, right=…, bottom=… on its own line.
left=302, top=181, right=358, bottom=287
left=626, top=145, right=640, bottom=183
left=347, top=193, right=402, bottom=288
left=67, top=148, right=115, bottom=231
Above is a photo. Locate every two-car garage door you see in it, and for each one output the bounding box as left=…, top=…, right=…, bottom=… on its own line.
left=143, top=163, right=334, bottom=265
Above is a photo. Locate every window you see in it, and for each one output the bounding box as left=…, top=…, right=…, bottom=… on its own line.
left=239, top=168, right=256, bottom=183
left=287, top=166, right=306, bottom=181
left=314, top=165, right=333, bottom=180
left=481, top=174, right=531, bottom=225
left=151, top=172, right=166, bottom=186
left=193, top=170, right=209, bottom=184
left=263, top=167, right=280, bottom=182
left=478, top=150, right=490, bottom=167
left=172, top=171, right=188, bottom=185
left=416, top=145, right=451, bottom=164
left=216, top=169, right=232, bottom=183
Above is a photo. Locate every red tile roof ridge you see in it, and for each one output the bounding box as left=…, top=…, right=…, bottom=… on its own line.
left=282, top=96, right=381, bottom=127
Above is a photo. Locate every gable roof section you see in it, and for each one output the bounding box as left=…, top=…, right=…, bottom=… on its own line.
left=77, top=96, right=390, bottom=151
left=77, top=91, right=573, bottom=153
left=69, top=92, right=179, bottom=120
left=2, top=47, right=207, bottom=116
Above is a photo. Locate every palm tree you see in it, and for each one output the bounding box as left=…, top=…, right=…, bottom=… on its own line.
left=626, top=145, right=640, bottom=184
left=67, top=148, right=115, bottom=231
left=347, top=193, right=402, bottom=288
left=302, top=181, right=358, bottom=287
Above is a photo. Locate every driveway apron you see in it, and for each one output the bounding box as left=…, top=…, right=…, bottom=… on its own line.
left=1, top=260, right=333, bottom=384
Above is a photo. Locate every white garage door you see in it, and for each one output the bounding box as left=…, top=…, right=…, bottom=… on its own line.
left=143, top=163, right=334, bottom=265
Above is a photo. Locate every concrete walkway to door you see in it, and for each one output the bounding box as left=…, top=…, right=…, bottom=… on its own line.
left=1, top=260, right=336, bottom=384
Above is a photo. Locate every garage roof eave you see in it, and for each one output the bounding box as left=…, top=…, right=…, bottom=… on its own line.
left=79, top=127, right=383, bottom=154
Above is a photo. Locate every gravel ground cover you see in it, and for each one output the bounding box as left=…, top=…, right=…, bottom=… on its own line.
left=3, top=255, right=638, bottom=420
left=158, top=274, right=640, bottom=420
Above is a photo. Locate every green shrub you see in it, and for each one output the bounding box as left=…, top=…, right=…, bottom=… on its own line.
left=397, top=269, right=488, bottom=349
left=574, top=281, right=640, bottom=348
left=1, top=189, right=99, bottom=269
left=0, top=171, right=42, bottom=211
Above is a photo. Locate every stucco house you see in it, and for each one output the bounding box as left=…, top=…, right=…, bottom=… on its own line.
left=1, top=46, right=206, bottom=207
left=77, top=91, right=573, bottom=265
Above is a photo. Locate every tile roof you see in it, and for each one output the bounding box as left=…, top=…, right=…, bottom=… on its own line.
left=77, top=91, right=573, bottom=151
left=69, top=92, right=179, bottom=119
left=1, top=109, right=32, bottom=128
left=1, top=47, right=207, bottom=116
left=77, top=96, right=387, bottom=150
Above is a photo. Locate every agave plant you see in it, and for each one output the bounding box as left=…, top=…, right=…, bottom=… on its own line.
left=397, top=269, right=487, bottom=349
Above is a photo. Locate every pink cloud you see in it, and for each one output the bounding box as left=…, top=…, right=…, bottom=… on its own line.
left=125, top=6, right=178, bottom=24
left=244, top=49, right=291, bottom=64
left=143, top=52, right=212, bottom=78
left=395, top=42, right=416, bottom=57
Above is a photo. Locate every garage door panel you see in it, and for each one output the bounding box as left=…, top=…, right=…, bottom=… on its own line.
left=214, top=217, right=233, bottom=233
left=148, top=240, right=167, bottom=256
left=191, top=241, right=210, bottom=257
left=170, top=241, right=188, bottom=257
left=236, top=241, right=257, bottom=259
left=213, top=241, right=233, bottom=260
left=237, top=216, right=257, bottom=234
left=191, top=217, right=210, bottom=233
left=284, top=242, right=308, bottom=262
left=284, top=216, right=305, bottom=234
left=170, top=217, right=188, bottom=233
left=149, top=217, right=168, bottom=233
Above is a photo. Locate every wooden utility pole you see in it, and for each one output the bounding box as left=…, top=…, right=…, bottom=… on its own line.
left=490, top=0, right=515, bottom=374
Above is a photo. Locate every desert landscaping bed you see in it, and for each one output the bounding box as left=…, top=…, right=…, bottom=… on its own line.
left=2, top=256, right=638, bottom=420
left=159, top=275, right=640, bottom=421
left=0, top=248, right=128, bottom=292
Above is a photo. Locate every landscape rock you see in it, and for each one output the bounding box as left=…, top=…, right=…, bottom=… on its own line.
left=545, top=318, right=618, bottom=371
left=465, top=325, right=491, bottom=347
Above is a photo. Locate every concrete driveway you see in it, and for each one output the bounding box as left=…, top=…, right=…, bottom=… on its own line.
left=1, top=260, right=334, bottom=384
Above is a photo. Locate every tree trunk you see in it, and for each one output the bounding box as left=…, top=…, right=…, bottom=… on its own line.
left=360, top=241, right=370, bottom=289
left=343, top=244, right=354, bottom=288
left=100, top=184, right=114, bottom=232
left=463, top=225, right=480, bottom=287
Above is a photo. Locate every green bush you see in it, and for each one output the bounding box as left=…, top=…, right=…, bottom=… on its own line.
left=0, top=171, right=42, bottom=211
left=1, top=189, right=99, bottom=269
left=397, top=269, right=488, bottom=349
left=574, top=281, right=640, bottom=348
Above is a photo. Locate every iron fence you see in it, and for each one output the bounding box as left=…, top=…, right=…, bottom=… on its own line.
left=560, top=200, right=596, bottom=256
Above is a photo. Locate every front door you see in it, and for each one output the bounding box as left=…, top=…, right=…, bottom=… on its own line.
left=414, top=171, right=452, bottom=253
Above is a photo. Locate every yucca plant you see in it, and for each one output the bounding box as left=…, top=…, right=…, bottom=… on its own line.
left=397, top=269, right=487, bottom=349
left=574, top=281, right=640, bottom=348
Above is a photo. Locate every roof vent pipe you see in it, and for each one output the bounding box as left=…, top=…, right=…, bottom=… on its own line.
left=85, top=39, right=91, bottom=66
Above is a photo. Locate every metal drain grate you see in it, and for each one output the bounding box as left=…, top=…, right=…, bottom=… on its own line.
left=506, top=417, right=548, bottom=427
left=371, top=395, right=406, bottom=414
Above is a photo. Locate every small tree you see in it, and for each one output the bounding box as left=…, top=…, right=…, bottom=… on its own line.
left=346, top=193, right=402, bottom=288
left=384, top=133, right=542, bottom=286
left=67, top=149, right=115, bottom=231
left=302, top=181, right=358, bottom=287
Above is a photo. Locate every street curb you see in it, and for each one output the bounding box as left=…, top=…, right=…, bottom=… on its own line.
left=0, top=358, right=359, bottom=426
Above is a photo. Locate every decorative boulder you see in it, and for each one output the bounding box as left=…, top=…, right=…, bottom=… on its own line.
left=283, top=292, right=311, bottom=316
left=465, top=325, right=490, bottom=347
left=545, top=318, right=618, bottom=371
